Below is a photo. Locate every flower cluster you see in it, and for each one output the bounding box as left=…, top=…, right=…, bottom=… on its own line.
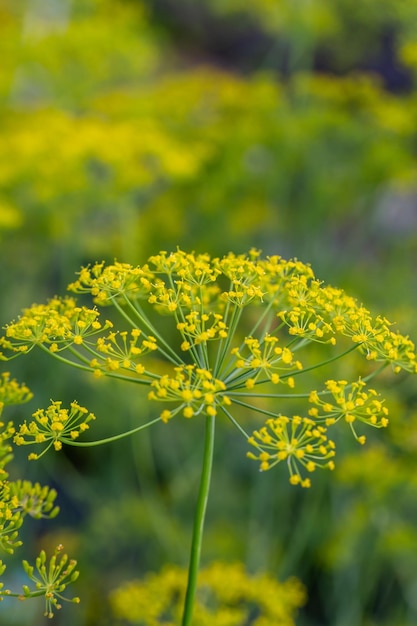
left=0, top=463, right=24, bottom=553
left=90, top=329, right=157, bottom=376
left=0, top=297, right=113, bottom=356
left=308, top=379, right=389, bottom=444
left=14, top=401, right=96, bottom=459
left=0, top=372, right=32, bottom=479
left=0, top=479, right=59, bottom=554
left=177, top=311, right=228, bottom=350
left=1, top=249, right=416, bottom=487
left=231, top=334, right=302, bottom=389
left=148, top=365, right=231, bottom=421
left=67, top=261, right=155, bottom=306
left=0, top=387, right=60, bottom=554
left=0, top=421, right=15, bottom=480
left=247, top=416, right=336, bottom=488
left=149, top=250, right=222, bottom=284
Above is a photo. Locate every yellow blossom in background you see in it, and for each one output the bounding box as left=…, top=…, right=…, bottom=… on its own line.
left=0, top=372, right=32, bottom=407
left=110, top=561, right=306, bottom=626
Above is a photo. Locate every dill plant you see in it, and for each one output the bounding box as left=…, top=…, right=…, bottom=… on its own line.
left=0, top=373, right=80, bottom=617
left=1, top=249, right=416, bottom=623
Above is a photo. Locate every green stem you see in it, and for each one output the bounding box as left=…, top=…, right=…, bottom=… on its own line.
left=39, top=344, right=93, bottom=373
left=62, top=417, right=162, bottom=447
left=213, top=302, right=243, bottom=378
left=181, top=414, right=216, bottom=626
left=39, top=344, right=155, bottom=385
left=119, top=296, right=183, bottom=365
left=219, top=404, right=251, bottom=439
left=1, top=590, right=47, bottom=599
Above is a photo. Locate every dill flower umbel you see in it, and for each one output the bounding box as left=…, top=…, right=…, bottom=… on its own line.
left=247, top=415, right=336, bottom=488
left=14, top=401, right=96, bottom=459
left=308, top=379, right=389, bottom=444
left=1, top=249, right=415, bottom=487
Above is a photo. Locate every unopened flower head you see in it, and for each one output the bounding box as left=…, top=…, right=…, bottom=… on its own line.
left=2, top=249, right=415, bottom=486
left=22, top=545, right=80, bottom=618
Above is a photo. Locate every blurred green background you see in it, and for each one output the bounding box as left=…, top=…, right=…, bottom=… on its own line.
left=1, top=0, right=417, bottom=624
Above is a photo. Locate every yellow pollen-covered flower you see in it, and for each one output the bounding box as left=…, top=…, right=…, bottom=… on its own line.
left=149, top=365, right=226, bottom=420
left=247, top=415, right=335, bottom=487
left=14, top=401, right=96, bottom=458
left=1, top=248, right=414, bottom=490
left=308, top=379, right=389, bottom=442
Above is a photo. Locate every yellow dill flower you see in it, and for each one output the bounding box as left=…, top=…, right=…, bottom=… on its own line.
left=2, top=248, right=415, bottom=487
left=308, top=379, right=389, bottom=443
left=148, top=365, right=229, bottom=420
left=247, top=415, right=336, bottom=487
left=68, top=261, right=155, bottom=305
left=0, top=420, right=16, bottom=481
left=14, top=401, right=96, bottom=459
left=92, top=329, right=157, bottom=374
left=1, top=297, right=113, bottom=354
left=279, top=306, right=336, bottom=344
left=149, top=250, right=222, bottom=285
left=232, top=334, right=302, bottom=387
left=176, top=311, right=228, bottom=349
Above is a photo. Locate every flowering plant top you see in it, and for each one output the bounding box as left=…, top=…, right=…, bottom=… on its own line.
left=1, top=249, right=415, bottom=487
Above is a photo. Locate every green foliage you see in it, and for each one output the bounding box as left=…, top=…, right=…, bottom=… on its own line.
left=195, top=0, right=417, bottom=73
